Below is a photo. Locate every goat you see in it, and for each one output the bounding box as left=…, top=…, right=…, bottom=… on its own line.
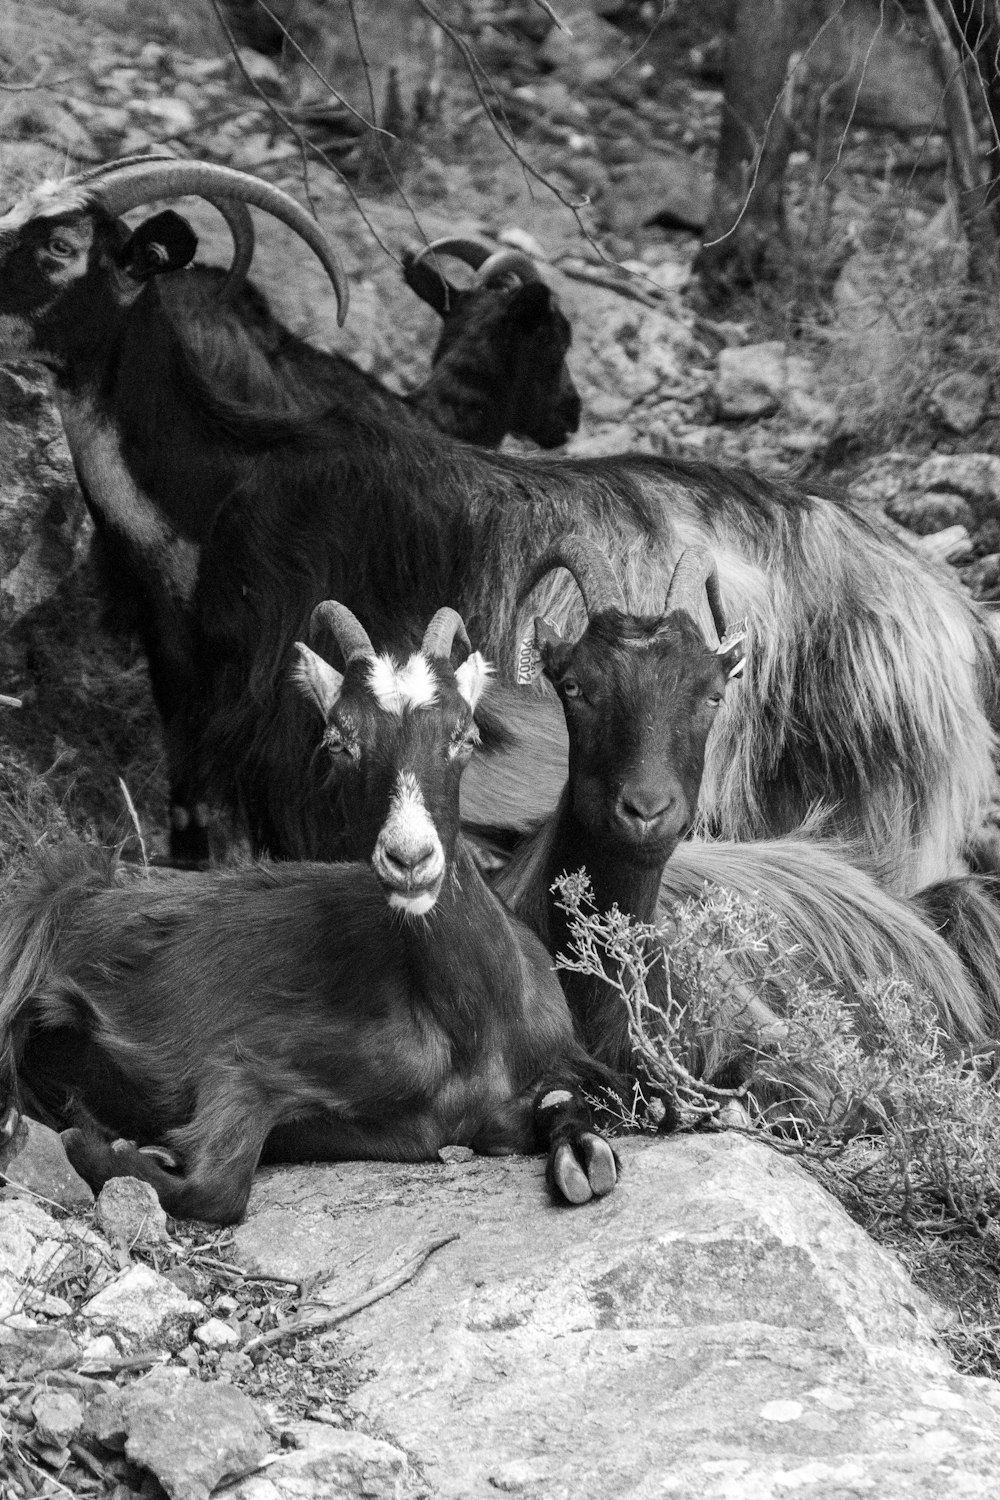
left=0, top=156, right=996, bottom=889
left=0, top=604, right=618, bottom=1224
left=497, top=538, right=996, bottom=1099
left=159, top=234, right=580, bottom=449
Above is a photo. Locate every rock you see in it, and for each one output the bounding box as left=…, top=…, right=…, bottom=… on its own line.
left=602, top=152, right=712, bottom=234
left=0, top=1115, right=95, bottom=1211
left=915, top=453, right=1000, bottom=519
left=82, top=1265, right=206, bottom=1354
left=437, top=1145, right=476, bottom=1165
left=85, top=1365, right=272, bottom=1500
left=911, top=525, right=973, bottom=566
left=0, top=1323, right=80, bottom=1378
left=32, top=1391, right=84, bottom=1450
left=929, top=372, right=989, bottom=434
left=232, top=47, right=284, bottom=94
left=963, top=552, right=1000, bottom=596
left=537, top=5, right=630, bottom=82
left=194, top=1317, right=241, bottom=1351
left=715, top=341, right=788, bottom=419
left=232, top=1137, right=1000, bottom=1498
left=95, top=1176, right=171, bottom=1248
left=886, top=491, right=976, bottom=536
left=224, top=1421, right=419, bottom=1500
left=0, top=1196, right=76, bottom=1319
left=0, top=366, right=88, bottom=631
left=589, top=392, right=634, bottom=422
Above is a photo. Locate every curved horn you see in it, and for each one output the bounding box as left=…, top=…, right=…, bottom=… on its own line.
left=85, top=159, right=349, bottom=325
left=422, top=607, right=471, bottom=661
left=520, top=535, right=626, bottom=619
left=472, top=248, right=541, bottom=288
left=406, top=235, right=494, bottom=273
left=662, top=548, right=728, bottom=642
left=309, top=601, right=375, bottom=667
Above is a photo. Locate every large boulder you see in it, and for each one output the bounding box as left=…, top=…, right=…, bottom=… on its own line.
left=0, top=365, right=88, bottom=630
left=232, top=1134, right=1000, bottom=1498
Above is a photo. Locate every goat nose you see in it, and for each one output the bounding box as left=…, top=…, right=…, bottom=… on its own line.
left=377, top=839, right=442, bottom=887
left=614, top=787, right=679, bottom=837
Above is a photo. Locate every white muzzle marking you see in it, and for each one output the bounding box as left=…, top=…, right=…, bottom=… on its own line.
left=373, top=771, right=445, bottom=915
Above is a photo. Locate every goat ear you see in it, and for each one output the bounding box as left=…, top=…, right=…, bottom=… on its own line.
left=716, top=626, right=746, bottom=681
left=117, top=211, right=198, bottom=282
left=291, top=642, right=344, bottom=717
left=455, top=651, right=492, bottom=711
left=510, top=281, right=553, bottom=332
left=517, top=615, right=564, bottom=685
left=402, top=251, right=457, bottom=318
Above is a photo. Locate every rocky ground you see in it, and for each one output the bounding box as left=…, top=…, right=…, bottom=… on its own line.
left=5, top=1, right=1000, bottom=1496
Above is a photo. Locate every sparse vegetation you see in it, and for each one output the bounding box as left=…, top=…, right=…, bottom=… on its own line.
left=555, top=870, right=1000, bottom=1376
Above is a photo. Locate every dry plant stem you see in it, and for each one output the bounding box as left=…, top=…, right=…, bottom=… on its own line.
left=924, top=0, right=1000, bottom=285
left=207, top=0, right=397, bottom=261
left=242, top=1233, right=459, bottom=1352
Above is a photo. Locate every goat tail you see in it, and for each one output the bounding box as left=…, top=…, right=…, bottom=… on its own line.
left=0, top=843, right=119, bottom=1114
left=662, top=836, right=989, bottom=1049
left=913, top=874, right=1000, bottom=1041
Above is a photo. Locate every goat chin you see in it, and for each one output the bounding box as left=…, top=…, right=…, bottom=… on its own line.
left=387, top=887, right=440, bottom=917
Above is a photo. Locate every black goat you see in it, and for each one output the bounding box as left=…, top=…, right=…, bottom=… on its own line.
left=0, top=157, right=996, bottom=890
left=160, top=234, right=580, bottom=449
left=0, top=604, right=618, bottom=1224
left=497, top=538, right=996, bottom=1096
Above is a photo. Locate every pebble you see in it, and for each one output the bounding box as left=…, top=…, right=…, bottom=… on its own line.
left=194, top=1316, right=241, bottom=1350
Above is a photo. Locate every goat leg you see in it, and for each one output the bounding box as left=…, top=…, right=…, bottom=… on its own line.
left=533, top=1084, right=618, bottom=1205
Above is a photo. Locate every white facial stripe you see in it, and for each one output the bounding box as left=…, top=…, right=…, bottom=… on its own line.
left=454, top=651, right=492, bottom=710
left=368, top=653, right=438, bottom=715
left=374, top=770, right=445, bottom=895
left=0, top=181, right=89, bottom=233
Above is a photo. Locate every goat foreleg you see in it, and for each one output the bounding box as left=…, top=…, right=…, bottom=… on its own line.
left=532, top=1082, right=618, bottom=1206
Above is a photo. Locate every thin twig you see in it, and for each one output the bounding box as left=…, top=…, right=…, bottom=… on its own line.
left=242, top=1232, right=458, bottom=1352
left=117, top=777, right=148, bottom=869
left=252, top=0, right=384, bottom=133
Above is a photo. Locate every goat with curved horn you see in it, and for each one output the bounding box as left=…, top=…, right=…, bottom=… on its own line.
left=82, top=158, right=348, bottom=324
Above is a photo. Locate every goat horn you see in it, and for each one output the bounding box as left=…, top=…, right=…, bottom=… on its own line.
left=422, top=607, right=472, bottom=661
left=309, top=601, right=375, bottom=667
left=83, top=158, right=349, bottom=325
left=406, top=236, right=494, bottom=273
left=521, top=535, right=625, bottom=619
left=663, top=548, right=728, bottom=642
left=472, top=248, right=541, bottom=288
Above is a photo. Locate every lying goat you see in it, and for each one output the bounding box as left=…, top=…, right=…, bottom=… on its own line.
left=162, top=234, right=580, bottom=449
left=0, top=156, right=995, bottom=892
left=0, top=605, right=617, bottom=1224
left=498, top=539, right=997, bottom=1094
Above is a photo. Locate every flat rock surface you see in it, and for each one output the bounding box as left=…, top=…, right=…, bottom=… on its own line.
left=233, top=1135, right=1000, bottom=1499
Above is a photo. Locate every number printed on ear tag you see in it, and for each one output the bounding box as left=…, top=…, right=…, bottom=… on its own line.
left=516, top=618, right=555, bottom=685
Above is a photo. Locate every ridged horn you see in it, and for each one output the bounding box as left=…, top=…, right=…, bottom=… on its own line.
left=472, top=248, right=541, bottom=288
left=84, top=158, right=349, bottom=324
left=309, top=601, right=375, bottom=667
left=422, top=607, right=471, bottom=661
left=520, top=534, right=625, bottom=619
left=406, top=235, right=494, bottom=273
left=74, top=156, right=254, bottom=299
left=662, top=548, right=727, bottom=642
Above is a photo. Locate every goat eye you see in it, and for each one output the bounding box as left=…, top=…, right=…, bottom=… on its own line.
left=562, top=679, right=582, bottom=700
left=324, top=727, right=354, bottom=756
left=707, top=693, right=723, bottom=708
left=47, top=236, right=75, bottom=259
left=449, top=721, right=480, bottom=758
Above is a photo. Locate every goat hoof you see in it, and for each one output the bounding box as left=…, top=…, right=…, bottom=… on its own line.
left=552, top=1132, right=618, bottom=1205
left=552, top=1141, right=593, bottom=1205
left=579, top=1132, right=618, bottom=1197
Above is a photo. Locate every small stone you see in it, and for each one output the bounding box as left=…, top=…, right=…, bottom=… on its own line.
left=224, top=1422, right=413, bottom=1500
left=915, top=453, right=1000, bottom=517
left=215, top=1294, right=240, bottom=1317
left=232, top=47, right=283, bottom=94
left=602, top=152, right=712, bottom=234
left=219, top=1351, right=253, bottom=1376
left=0, top=1324, right=79, bottom=1378
left=964, top=551, right=1000, bottom=595
left=85, top=1365, right=271, bottom=1500
left=78, top=1333, right=119, bottom=1369
left=886, top=491, right=976, bottom=536
left=589, top=392, right=633, bottom=422
left=929, top=372, right=989, bottom=435
left=438, top=1145, right=476, bottom=1165
left=715, top=342, right=788, bottom=419
left=912, top=525, right=973, bottom=566
left=0, top=1115, right=95, bottom=1212
left=95, top=1177, right=171, bottom=1249
left=82, top=1264, right=206, bottom=1354
left=194, top=1318, right=241, bottom=1351
left=32, top=1390, right=84, bottom=1449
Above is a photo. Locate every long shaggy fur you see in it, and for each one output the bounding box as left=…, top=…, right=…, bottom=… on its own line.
left=914, top=874, right=1000, bottom=1037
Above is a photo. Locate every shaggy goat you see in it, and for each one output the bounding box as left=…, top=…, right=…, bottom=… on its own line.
left=0, top=157, right=995, bottom=888
left=0, top=604, right=618, bottom=1224
left=498, top=538, right=995, bottom=1095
